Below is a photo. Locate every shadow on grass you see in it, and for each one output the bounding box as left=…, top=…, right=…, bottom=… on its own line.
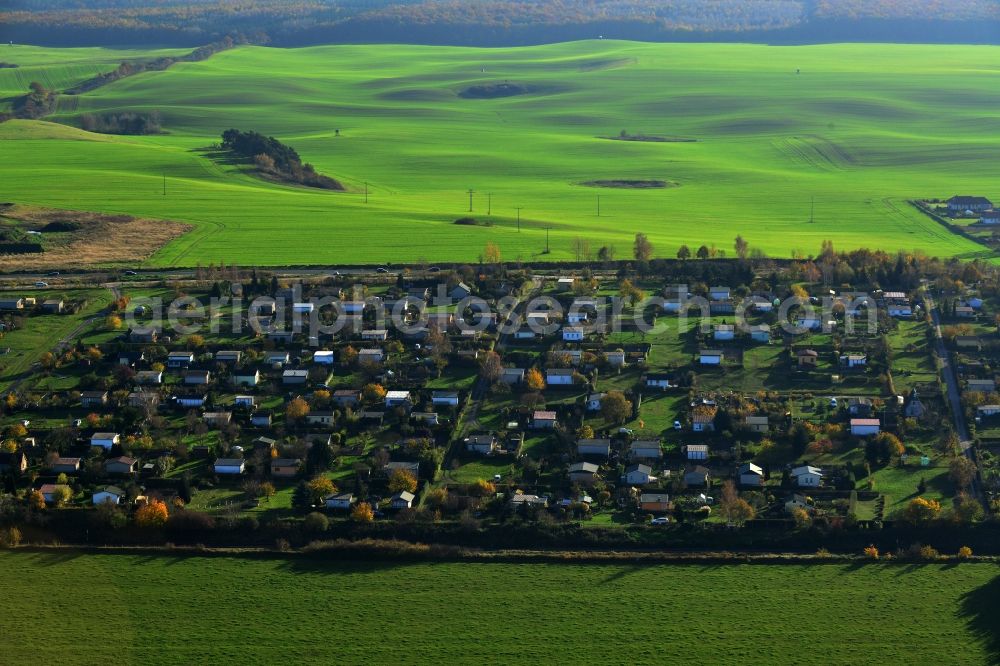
left=959, top=573, right=1000, bottom=664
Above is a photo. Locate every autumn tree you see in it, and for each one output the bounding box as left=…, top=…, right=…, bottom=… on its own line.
left=134, top=499, right=169, bottom=528
left=51, top=485, right=72, bottom=506
left=633, top=233, right=653, bottom=262
left=734, top=234, right=749, bottom=260
left=719, top=480, right=755, bottom=526
left=525, top=368, right=545, bottom=391
left=479, top=350, right=503, bottom=383
left=286, top=396, right=310, bottom=422
left=484, top=241, right=501, bottom=264
left=27, top=490, right=45, bottom=511
left=469, top=478, right=496, bottom=497
left=600, top=390, right=633, bottom=424
left=362, top=383, right=387, bottom=403
left=306, top=476, right=336, bottom=504
left=900, top=497, right=942, bottom=525
left=351, top=501, right=374, bottom=522
left=186, top=334, right=205, bottom=350
left=388, top=469, right=418, bottom=494
left=949, top=456, right=977, bottom=490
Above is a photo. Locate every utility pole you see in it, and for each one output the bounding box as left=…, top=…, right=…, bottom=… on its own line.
left=365, top=181, right=369, bottom=204
left=515, top=207, right=522, bottom=232
left=809, top=196, right=814, bottom=223
left=163, top=173, right=166, bottom=196
left=597, top=195, right=601, bottom=217
left=545, top=227, right=551, bottom=254
left=467, top=188, right=475, bottom=213
left=487, top=192, right=492, bottom=215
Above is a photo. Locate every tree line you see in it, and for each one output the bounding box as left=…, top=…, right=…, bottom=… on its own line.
left=220, top=129, right=345, bottom=191
left=4, top=0, right=998, bottom=47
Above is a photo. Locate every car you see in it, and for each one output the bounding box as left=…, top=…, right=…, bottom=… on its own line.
left=493, top=474, right=502, bottom=482
left=20, top=420, right=30, bottom=428
left=673, top=420, right=682, bottom=430
left=123, top=270, right=138, bottom=276
left=72, top=419, right=83, bottom=427
left=650, top=517, right=670, bottom=525
left=375, top=267, right=389, bottom=273
left=34, top=281, right=47, bottom=287
left=829, top=398, right=838, bottom=408
left=428, top=266, right=441, bottom=272
left=46, top=271, right=60, bottom=277
left=330, top=271, right=341, bottom=277
left=618, top=427, right=633, bottom=435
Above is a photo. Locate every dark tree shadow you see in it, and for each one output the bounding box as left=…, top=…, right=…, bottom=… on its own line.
left=959, top=573, right=1000, bottom=664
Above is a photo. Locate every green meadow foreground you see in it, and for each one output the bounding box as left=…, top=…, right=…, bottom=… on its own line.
left=2, top=551, right=998, bottom=664
left=1, top=41, right=999, bottom=265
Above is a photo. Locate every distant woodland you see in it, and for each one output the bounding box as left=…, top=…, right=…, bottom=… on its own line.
left=2, top=0, right=999, bottom=46
left=220, top=129, right=345, bottom=191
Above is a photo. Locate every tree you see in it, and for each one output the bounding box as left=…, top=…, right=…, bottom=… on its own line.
left=362, top=383, right=386, bottom=403
left=469, top=478, right=496, bottom=497
left=525, top=368, right=545, bottom=391
left=596, top=245, right=615, bottom=262
left=900, top=497, right=941, bottom=525
left=676, top=244, right=691, bottom=260
left=633, top=233, right=653, bottom=262
left=696, top=245, right=710, bottom=260
left=484, top=241, right=501, bottom=264
left=186, top=334, right=205, bottom=350
left=479, top=351, right=503, bottom=383
left=306, top=476, right=336, bottom=504
left=600, top=390, right=633, bottom=424
left=286, top=396, right=310, bottom=422
left=51, top=485, right=72, bottom=506
left=791, top=507, right=812, bottom=529
left=303, top=511, right=329, bottom=533
left=949, top=456, right=977, bottom=490
left=291, top=481, right=313, bottom=511
left=134, top=499, right=169, bottom=527
left=388, top=469, right=418, bottom=494
left=27, top=490, right=45, bottom=511
left=734, top=234, right=749, bottom=260
left=305, top=441, right=333, bottom=475
left=719, top=480, right=755, bottom=526
left=351, top=501, right=374, bottom=522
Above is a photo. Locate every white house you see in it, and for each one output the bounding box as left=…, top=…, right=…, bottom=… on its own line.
left=546, top=368, right=575, bottom=386
left=214, top=458, right=246, bottom=475
left=684, top=444, right=708, bottom=460
left=465, top=434, right=498, bottom=455
left=282, top=369, right=308, bottom=385
left=234, top=395, right=256, bottom=408
left=791, top=465, right=824, bottom=487
left=692, top=413, right=715, bottom=433
left=623, top=464, right=657, bottom=486
left=850, top=418, right=880, bottom=436
left=359, top=348, right=385, bottom=364
left=90, top=432, right=120, bottom=450
left=605, top=350, right=626, bottom=368
left=324, top=492, right=354, bottom=510
left=385, top=390, right=412, bottom=407
left=232, top=369, right=261, bottom=387
left=749, top=325, right=771, bottom=343
left=842, top=354, right=867, bottom=368
left=630, top=440, right=662, bottom=461
left=567, top=311, right=588, bottom=325
left=577, top=438, right=611, bottom=457
left=562, top=326, right=585, bottom=342
left=709, top=286, right=731, bottom=300
left=292, top=302, right=315, bottom=314
left=714, top=324, right=735, bottom=341
left=796, top=316, right=822, bottom=331
left=313, top=350, right=335, bottom=365
left=514, top=327, right=537, bottom=340
left=977, top=405, right=1000, bottom=418
left=92, top=486, right=125, bottom=505
left=167, top=351, right=195, bottom=368
left=645, top=373, right=672, bottom=389
left=699, top=350, right=723, bottom=365
left=431, top=391, right=460, bottom=407
left=738, top=462, right=764, bottom=487
left=888, top=303, right=913, bottom=318
left=176, top=396, right=206, bottom=408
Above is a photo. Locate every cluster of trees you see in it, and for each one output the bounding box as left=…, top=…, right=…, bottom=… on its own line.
left=6, top=0, right=996, bottom=47
left=220, top=129, right=344, bottom=191
left=79, top=111, right=162, bottom=135
left=8, top=81, right=56, bottom=121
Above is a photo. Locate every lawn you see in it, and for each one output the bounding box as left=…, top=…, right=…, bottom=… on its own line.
left=1, top=41, right=998, bottom=266
left=1, top=551, right=997, bottom=664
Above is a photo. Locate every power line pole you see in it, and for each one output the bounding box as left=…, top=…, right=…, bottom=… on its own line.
left=515, top=207, right=522, bottom=232
left=467, top=188, right=475, bottom=213
left=597, top=195, right=601, bottom=217
left=809, top=196, right=814, bottom=223
left=545, top=226, right=551, bottom=253
left=487, top=192, right=492, bottom=215
left=163, top=173, right=166, bottom=196
left=365, top=181, right=368, bottom=204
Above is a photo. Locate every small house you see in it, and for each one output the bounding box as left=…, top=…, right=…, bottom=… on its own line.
left=203, top=412, right=232, bottom=428
left=250, top=412, right=272, bottom=427
left=966, top=379, right=996, bottom=394
left=749, top=325, right=771, bottom=343
left=623, top=464, right=657, bottom=486
left=270, top=458, right=301, bottom=478
left=215, top=350, right=242, bottom=364
left=391, top=490, right=416, bottom=509
left=431, top=391, right=460, bottom=407
left=501, top=368, right=525, bottom=385
left=41, top=299, right=64, bottom=314
left=577, top=438, right=611, bottom=457
left=683, top=466, right=710, bottom=488
left=305, top=410, right=335, bottom=426
left=948, top=195, right=993, bottom=213
left=128, top=391, right=159, bottom=409
left=325, top=492, right=354, bottom=510
left=714, top=324, right=735, bottom=342
left=546, top=368, right=575, bottom=386
left=586, top=393, right=605, bottom=411
left=629, top=440, right=662, bottom=461
left=639, top=493, right=671, bottom=513
left=532, top=411, right=557, bottom=429
left=465, top=434, right=498, bottom=455
left=692, top=413, right=715, bottom=433
left=411, top=411, right=440, bottom=425
left=80, top=390, right=108, bottom=408
left=841, top=354, right=867, bottom=368
left=93, top=486, right=125, bottom=505
left=104, top=456, right=136, bottom=475
left=738, top=462, right=764, bottom=487
left=313, top=350, right=335, bottom=365
left=358, top=348, right=385, bottom=364
left=90, top=432, right=120, bottom=450
left=699, top=350, right=723, bottom=365
left=167, top=351, right=195, bottom=368
left=745, top=416, right=769, bottom=434
left=684, top=444, right=709, bottom=460
left=568, top=461, right=600, bottom=485
left=850, top=418, right=881, bottom=436
left=50, top=457, right=81, bottom=474
left=384, top=390, right=412, bottom=407
left=282, top=369, right=309, bottom=385
left=135, top=370, right=163, bottom=386
left=797, top=349, right=818, bottom=367
left=645, top=373, right=673, bottom=389
left=332, top=389, right=361, bottom=407
left=214, top=458, right=245, bottom=475
left=709, top=286, right=731, bottom=301
left=39, top=484, right=71, bottom=503
left=184, top=370, right=211, bottom=386
left=233, top=369, right=261, bottom=387
left=562, top=326, right=585, bottom=342
left=791, top=465, right=824, bottom=487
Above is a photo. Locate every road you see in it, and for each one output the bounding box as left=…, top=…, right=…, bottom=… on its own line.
left=923, top=288, right=983, bottom=504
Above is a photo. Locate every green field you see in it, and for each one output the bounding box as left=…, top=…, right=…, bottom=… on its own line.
left=2, top=41, right=1000, bottom=265
left=1, top=551, right=997, bottom=664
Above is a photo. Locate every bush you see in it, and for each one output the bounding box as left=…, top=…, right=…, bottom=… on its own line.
left=863, top=545, right=879, bottom=560
left=0, top=526, right=22, bottom=548
left=958, top=546, right=973, bottom=559
left=303, top=511, right=329, bottom=533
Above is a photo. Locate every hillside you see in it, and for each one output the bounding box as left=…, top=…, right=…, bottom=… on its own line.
left=3, top=0, right=1000, bottom=47
left=1, top=41, right=998, bottom=266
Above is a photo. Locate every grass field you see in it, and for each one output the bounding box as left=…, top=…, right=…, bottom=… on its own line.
left=2, top=41, right=999, bottom=266
left=1, top=551, right=997, bottom=664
